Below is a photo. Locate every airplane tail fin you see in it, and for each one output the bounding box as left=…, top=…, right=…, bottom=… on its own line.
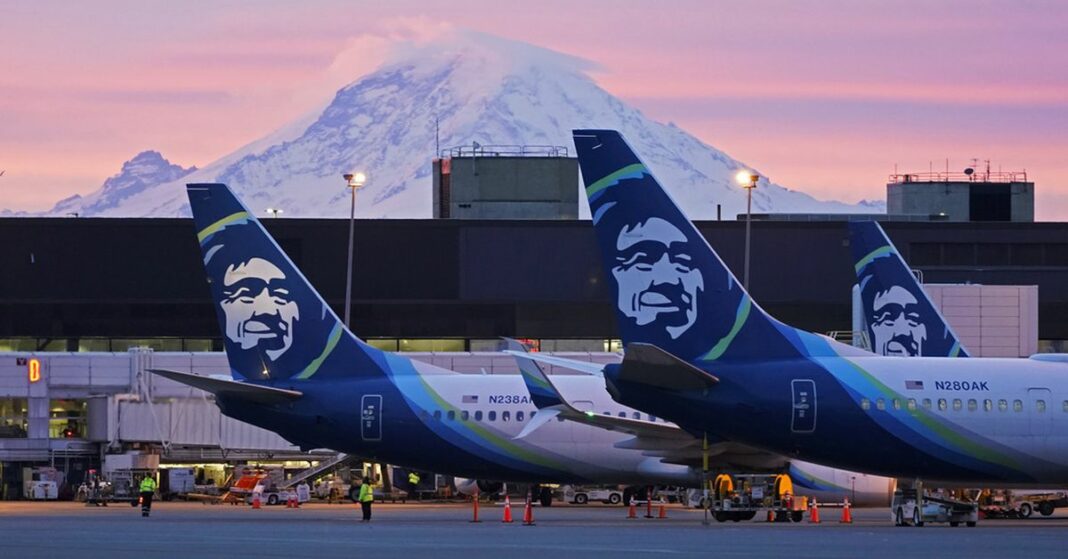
left=187, top=183, right=389, bottom=381
left=573, top=130, right=812, bottom=362
left=849, top=221, right=969, bottom=357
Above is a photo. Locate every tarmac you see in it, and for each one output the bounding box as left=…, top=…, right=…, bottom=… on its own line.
left=1, top=501, right=1065, bottom=559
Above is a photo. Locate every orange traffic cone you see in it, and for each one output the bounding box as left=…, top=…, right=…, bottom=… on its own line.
left=840, top=498, right=853, bottom=524
left=627, top=502, right=638, bottom=519
left=809, top=499, right=821, bottom=524
left=766, top=509, right=774, bottom=522
left=470, top=492, right=482, bottom=523
left=252, top=493, right=261, bottom=509
left=522, top=498, right=535, bottom=526
left=502, top=495, right=514, bottom=523
left=658, top=500, right=668, bottom=519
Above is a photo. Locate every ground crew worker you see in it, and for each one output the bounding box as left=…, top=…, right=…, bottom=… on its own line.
left=358, top=477, right=374, bottom=522
left=139, top=475, right=158, bottom=517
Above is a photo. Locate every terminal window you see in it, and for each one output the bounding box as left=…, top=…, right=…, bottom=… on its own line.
left=49, top=399, right=87, bottom=438
left=0, top=398, right=29, bottom=438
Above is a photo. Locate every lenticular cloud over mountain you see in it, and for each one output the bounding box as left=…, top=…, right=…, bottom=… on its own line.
left=40, top=31, right=882, bottom=219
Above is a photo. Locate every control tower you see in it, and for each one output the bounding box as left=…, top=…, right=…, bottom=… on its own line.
left=887, top=162, right=1033, bottom=222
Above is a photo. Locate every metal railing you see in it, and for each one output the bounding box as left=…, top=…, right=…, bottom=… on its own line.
left=440, top=144, right=569, bottom=158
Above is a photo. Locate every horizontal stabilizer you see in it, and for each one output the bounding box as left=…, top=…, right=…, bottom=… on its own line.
left=148, top=368, right=303, bottom=404
left=1029, top=354, right=1068, bottom=363
left=618, top=343, right=719, bottom=393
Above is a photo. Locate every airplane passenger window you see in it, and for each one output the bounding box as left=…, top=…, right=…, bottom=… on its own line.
left=875, top=398, right=885, bottom=411
left=517, top=411, right=525, bottom=422
left=967, top=399, right=977, bottom=412
left=502, top=411, right=511, bottom=422
left=952, top=399, right=962, bottom=411
left=860, top=398, right=870, bottom=410
left=938, top=399, right=948, bottom=411
left=488, top=411, right=497, bottom=421
left=648, top=415, right=657, bottom=422
left=1036, top=400, right=1047, bottom=413
left=461, top=410, right=470, bottom=421
left=603, top=411, right=611, bottom=416
left=1063, top=401, right=1068, bottom=413
left=447, top=410, right=456, bottom=420
left=433, top=410, right=442, bottom=420
left=892, top=399, right=901, bottom=410
left=1013, top=400, right=1023, bottom=412
left=922, top=399, right=932, bottom=410
left=618, top=412, right=627, bottom=418
left=475, top=411, right=483, bottom=421
left=998, top=400, right=1008, bottom=412
left=633, top=412, right=641, bottom=420
left=907, top=399, right=917, bottom=411
left=983, top=400, right=993, bottom=412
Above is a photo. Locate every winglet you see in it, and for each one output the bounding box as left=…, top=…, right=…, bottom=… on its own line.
left=615, top=343, right=719, bottom=394
left=149, top=368, right=302, bottom=405
left=505, top=338, right=564, bottom=409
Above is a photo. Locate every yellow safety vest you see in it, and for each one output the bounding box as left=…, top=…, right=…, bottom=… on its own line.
left=358, top=483, right=374, bottom=503
left=139, top=477, right=157, bottom=493
left=408, top=473, right=420, bottom=485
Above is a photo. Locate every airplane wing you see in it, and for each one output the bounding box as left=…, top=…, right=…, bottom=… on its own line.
left=148, top=368, right=303, bottom=404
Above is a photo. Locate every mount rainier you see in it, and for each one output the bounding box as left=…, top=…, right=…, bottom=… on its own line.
left=34, top=31, right=883, bottom=219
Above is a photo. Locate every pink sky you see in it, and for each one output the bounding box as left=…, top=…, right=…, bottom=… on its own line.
left=2, top=0, right=1066, bottom=216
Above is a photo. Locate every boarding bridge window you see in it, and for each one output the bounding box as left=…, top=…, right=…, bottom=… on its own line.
left=0, top=398, right=29, bottom=439
left=433, top=410, right=442, bottom=420
left=952, top=399, right=962, bottom=411
left=907, top=399, right=917, bottom=411
left=447, top=410, right=455, bottom=421
left=1036, top=400, right=1047, bottom=413
left=892, top=399, right=901, bottom=411
left=998, top=399, right=1008, bottom=412
left=984, top=400, right=993, bottom=412
left=516, top=411, right=525, bottom=422
left=1013, top=400, right=1023, bottom=412
left=967, top=399, right=977, bottom=412
left=860, top=398, right=871, bottom=410
left=49, top=399, right=87, bottom=439
left=922, top=399, right=932, bottom=410
left=461, top=411, right=470, bottom=421
left=502, top=411, right=511, bottom=422
left=875, top=398, right=885, bottom=411
left=938, top=399, right=948, bottom=411
left=488, top=411, right=497, bottom=422
left=474, top=411, right=483, bottom=421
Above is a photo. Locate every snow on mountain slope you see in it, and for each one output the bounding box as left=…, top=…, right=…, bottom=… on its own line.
left=38, top=31, right=883, bottom=219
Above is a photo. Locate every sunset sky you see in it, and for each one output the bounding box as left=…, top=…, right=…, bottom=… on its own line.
left=2, top=0, right=1066, bottom=217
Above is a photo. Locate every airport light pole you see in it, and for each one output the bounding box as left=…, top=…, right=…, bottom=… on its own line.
left=343, top=172, right=367, bottom=328
left=735, top=170, right=759, bottom=291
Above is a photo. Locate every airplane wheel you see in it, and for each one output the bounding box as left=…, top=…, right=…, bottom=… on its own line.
left=790, top=511, right=803, bottom=523
left=1018, top=502, right=1033, bottom=518
left=714, top=511, right=727, bottom=522
left=913, top=507, right=924, bottom=527
left=574, top=494, right=588, bottom=505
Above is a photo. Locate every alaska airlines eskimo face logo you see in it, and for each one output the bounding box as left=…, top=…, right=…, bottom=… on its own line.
left=220, top=257, right=300, bottom=361
left=868, top=284, right=926, bottom=357
left=613, top=217, right=704, bottom=339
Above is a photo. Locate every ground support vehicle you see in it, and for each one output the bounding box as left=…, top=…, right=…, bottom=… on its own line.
left=563, top=486, right=624, bottom=505
left=892, top=487, right=978, bottom=527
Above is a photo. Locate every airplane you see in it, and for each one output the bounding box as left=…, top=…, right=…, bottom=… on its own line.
left=507, top=338, right=895, bottom=507
left=152, top=182, right=722, bottom=505
left=567, top=129, right=1068, bottom=487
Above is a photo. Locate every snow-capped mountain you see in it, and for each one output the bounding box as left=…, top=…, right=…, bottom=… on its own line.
left=37, top=31, right=883, bottom=219
left=47, top=151, right=196, bottom=217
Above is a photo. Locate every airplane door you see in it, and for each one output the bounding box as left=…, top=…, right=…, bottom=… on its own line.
left=791, top=380, right=817, bottom=434
left=1028, top=387, right=1052, bottom=435
left=361, top=395, right=382, bottom=442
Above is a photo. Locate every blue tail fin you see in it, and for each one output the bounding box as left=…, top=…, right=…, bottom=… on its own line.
left=187, top=183, right=387, bottom=381
left=849, top=221, right=969, bottom=357
left=573, top=130, right=811, bottom=362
